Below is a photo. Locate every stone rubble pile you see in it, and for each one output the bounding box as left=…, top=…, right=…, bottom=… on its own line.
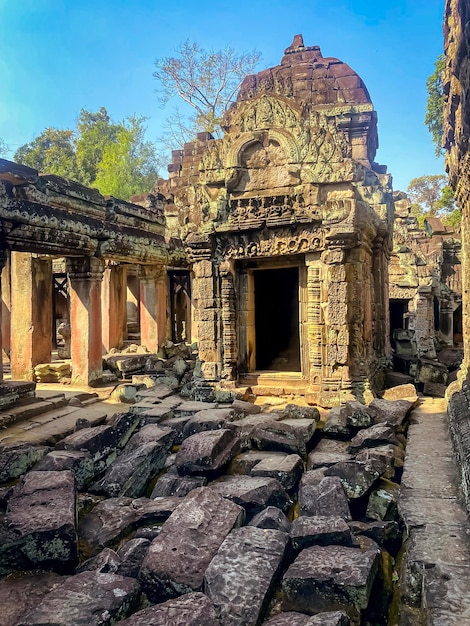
left=0, top=383, right=418, bottom=625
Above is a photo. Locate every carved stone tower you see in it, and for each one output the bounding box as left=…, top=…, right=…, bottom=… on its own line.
left=165, top=36, right=394, bottom=406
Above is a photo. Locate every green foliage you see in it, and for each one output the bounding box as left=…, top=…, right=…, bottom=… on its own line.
left=154, top=39, right=261, bottom=148
left=14, top=128, right=78, bottom=179
left=75, top=107, right=120, bottom=186
left=407, top=175, right=460, bottom=228
left=425, top=54, right=445, bottom=157
left=14, top=108, right=159, bottom=200
left=94, top=116, right=159, bottom=198
left=407, top=174, right=448, bottom=215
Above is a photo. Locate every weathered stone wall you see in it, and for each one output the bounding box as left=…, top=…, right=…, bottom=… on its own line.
left=163, top=36, right=394, bottom=407
left=444, top=0, right=470, bottom=511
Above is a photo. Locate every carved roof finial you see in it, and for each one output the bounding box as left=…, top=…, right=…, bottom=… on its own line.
left=285, top=34, right=305, bottom=53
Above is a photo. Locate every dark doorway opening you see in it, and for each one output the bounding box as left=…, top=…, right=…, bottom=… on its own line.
left=169, top=270, right=191, bottom=343
left=454, top=304, right=463, bottom=344
left=254, top=267, right=300, bottom=371
left=389, top=299, right=408, bottom=351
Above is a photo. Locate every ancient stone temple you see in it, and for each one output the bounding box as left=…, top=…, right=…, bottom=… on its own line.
left=162, top=35, right=394, bottom=407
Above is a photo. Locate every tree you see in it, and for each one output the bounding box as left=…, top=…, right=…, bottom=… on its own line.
left=14, top=128, right=78, bottom=179
left=94, top=116, right=159, bottom=199
left=425, top=54, right=445, bottom=157
left=407, top=174, right=459, bottom=227
left=75, top=107, right=120, bottom=186
left=154, top=40, right=261, bottom=148
left=14, top=109, right=159, bottom=200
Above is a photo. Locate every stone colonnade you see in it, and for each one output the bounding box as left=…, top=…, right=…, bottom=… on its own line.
left=0, top=252, right=168, bottom=386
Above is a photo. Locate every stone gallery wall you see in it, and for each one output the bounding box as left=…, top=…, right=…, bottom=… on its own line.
left=443, top=0, right=470, bottom=509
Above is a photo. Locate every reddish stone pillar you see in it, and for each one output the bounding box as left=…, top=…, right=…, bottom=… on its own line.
left=102, top=262, right=127, bottom=353
left=10, top=252, right=53, bottom=381
left=67, top=257, right=104, bottom=386
left=1, top=252, right=11, bottom=366
left=140, top=265, right=166, bottom=352
left=0, top=250, right=8, bottom=381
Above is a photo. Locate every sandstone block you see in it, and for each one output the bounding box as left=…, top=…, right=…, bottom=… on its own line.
left=307, top=439, right=352, bottom=469
left=139, top=487, right=244, bottom=601
left=282, top=542, right=380, bottom=619
left=228, top=450, right=281, bottom=474
left=117, top=592, right=220, bottom=625
left=349, top=424, right=400, bottom=453
left=126, top=424, right=175, bottom=452
left=231, top=398, right=261, bottom=416
left=251, top=452, right=304, bottom=490
left=324, top=461, right=380, bottom=499
left=265, top=611, right=350, bottom=625
left=15, top=571, right=140, bottom=626
left=116, top=538, right=151, bottom=578
left=204, top=526, right=289, bottom=626
left=250, top=420, right=308, bottom=456
left=344, top=401, right=374, bottom=428
left=299, top=475, right=351, bottom=520
left=323, top=407, right=352, bottom=439
left=34, top=449, right=95, bottom=489
left=208, top=475, right=291, bottom=520
left=248, top=506, right=291, bottom=532
left=175, top=429, right=240, bottom=475
left=0, top=571, right=63, bottom=626
left=150, top=474, right=207, bottom=498
left=280, top=404, right=320, bottom=421
left=90, top=442, right=167, bottom=498
left=367, top=399, right=412, bottom=430
left=0, top=443, right=50, bottom=483
left=182, top=407, right=234, bottom=437
left=55, top=425, right=118, bottom=472
left=76, top=547, right=121, bottom=574
left=290, top=516, right=353, bottom=550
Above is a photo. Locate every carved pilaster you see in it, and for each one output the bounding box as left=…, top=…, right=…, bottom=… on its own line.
left=220, top=261, right=237, bottom=380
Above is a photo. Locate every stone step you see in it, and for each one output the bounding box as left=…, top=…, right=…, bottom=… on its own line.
left=0, top=404, right=109, bottom=446
left=240, top=373, right=308, bottom=396
left=0, top=396, right=68, bottom=429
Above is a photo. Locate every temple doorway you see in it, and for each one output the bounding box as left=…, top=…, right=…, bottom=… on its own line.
left=254, top=266, right=300, bottom=371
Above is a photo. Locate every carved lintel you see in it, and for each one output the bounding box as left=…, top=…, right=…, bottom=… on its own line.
left=66, top=256, right=104, bottom=281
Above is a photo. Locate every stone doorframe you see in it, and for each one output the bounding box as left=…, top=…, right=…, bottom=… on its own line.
left=235, top=254, right=319, bottom=381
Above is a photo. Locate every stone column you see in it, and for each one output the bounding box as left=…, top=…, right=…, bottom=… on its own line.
left=102, top=262, right=127, bottom=353
left=67, top=256, right=104, bottom=386
left=10, top=252, right=53, bottom=381
left=0, top=250, right=7, bottom=381
left=220, top=261, right=237, bottom=380
left=140, top=265, right=166, bottom=352
left=191, top=250, right=221, bottom=382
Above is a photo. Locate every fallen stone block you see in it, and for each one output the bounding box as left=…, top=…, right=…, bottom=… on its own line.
left=204, top=526, right=289, bottom=626
left=322, top=407, right=352, bottom=439
left=139, top=487, right=244, bottom=601
left=282, top=541, right=380, bottom=620
left=4, top=470, right=77, bottom=572
left=367, top=399, right=412, bottom=431
left=265, top=611, right=350, bottom=625
left=290, top=516, right=353, bottom=551
left=106, top=411, right=141, bottom=448
left=0, top=442, right=50, bottom=483
left=280, top=404, right=320, bottom=421
left=182, top=407, right=234, bottom=437
left=208, top=475, right=291, bottom=520
left=279, top=417, right=317, bottom=444
left=78, top=496, right=179, bottom=558
left=348, top=520, right=402, bottom=555
left=129, top=403, right=175, bottom=422
left=173, top=400, right=219, bottom=417
left=349, top=424, right=400, bottom=453
left=250, top=420, right=308, bottom=456
left=366, top=481, right=399, bottom=521
left=307, top=439, right=352, bottom=470
left=90, top=442, right=167, bottom=498
left=55, top=425, right=119, bottom=473
left=248, top=506, right=291, bottom=532
left=228, top=450, right=279, bottom=474
left=355, top=445, right=397, bottom=479
left=117, top=591, right=220, bottom=625
left=344, top=401, right=374, bottom=429
left=105, top=354, right=150, bottom=374
left=175, top=429, right=240, bottom=476
left=76, top=547, right=121, bottom=574
left=116, top=537, right=151, bottom=578
left=324, top=461, right=380, bottom=499
left=126, top=423, right=175, bottom=452
left=382, top=383, right=418, bottom=404
left=34, top=449, right=95, bottom=489
left=15, top=570, right=140, bottom=626
left=231, top=398, right=261, bottom=416
left=160, top=415, right=194, bottom=444
left=251, top=452, right=304, bottom=490
left=150, top=474, right=207, bottom=498
left=0, top=571, right=63, bottom=625
left=299, top=475, right=351, bottom=520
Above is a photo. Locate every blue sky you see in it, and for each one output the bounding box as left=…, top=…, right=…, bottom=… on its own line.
left=0, top=0, right=445, bottom=192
